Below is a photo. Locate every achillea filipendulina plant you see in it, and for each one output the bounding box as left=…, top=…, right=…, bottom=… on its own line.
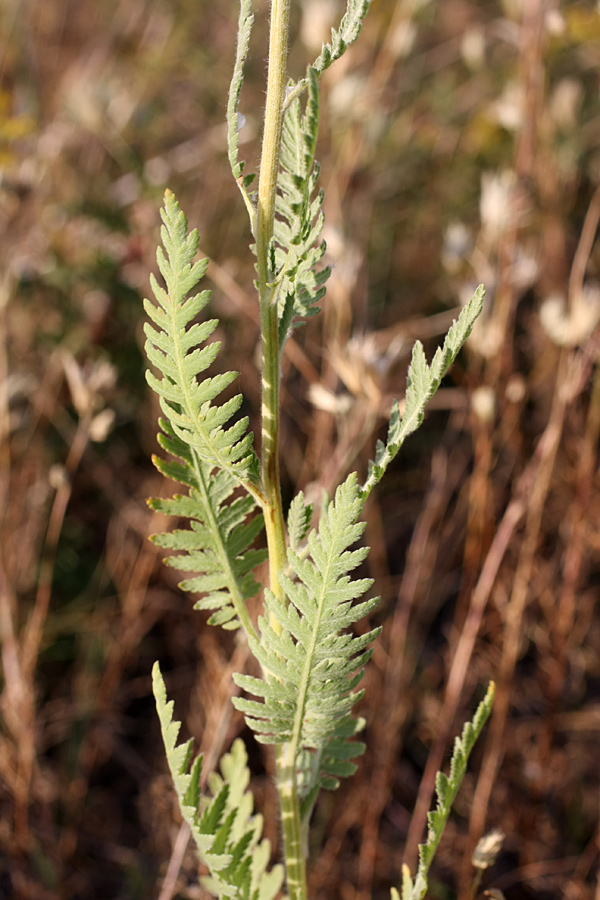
left=143, top=2, right=493, bottom=897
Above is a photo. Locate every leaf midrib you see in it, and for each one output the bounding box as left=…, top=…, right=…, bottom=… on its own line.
left=166, top=263, right=264, bottom=505
left=286, top=526, right=339, bottom=784
left=191, top=453, right=259, bottom=643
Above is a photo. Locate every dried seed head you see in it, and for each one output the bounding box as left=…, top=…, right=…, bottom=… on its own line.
left=472, top=828, right=505, bottom=870
left=471, top=385, right=496, bottom=424
left=540, top=284, right=600, bottom=347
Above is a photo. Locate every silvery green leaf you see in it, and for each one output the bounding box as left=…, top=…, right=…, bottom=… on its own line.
left=362, top=285, right=485, bottom=499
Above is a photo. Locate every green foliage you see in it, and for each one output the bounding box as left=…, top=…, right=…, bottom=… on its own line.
left=274, top=68, right=330, bottom=349
left=233, top=474, right=381, bottom=802
left=227, top=0, right=253, bottom=182
left=144, top=1, right=490, bottom=897
left=286, top=492, right=313, bottom=553
left=144, top=191, right=487, bottom=897
left=153, top=663, right=285, bottom=900
left=227, top=0, right=256, bottom=218
left=144, top=190, right=259, bottom=490
left=394, top=683, right=496, bottom=900
left=362, top=285, right=485, bottom=500
left=148, top=436, right=265, bottom=632
left=310, top=0, right=371, bottom=79
left=144, top=191, right=266, bottom=635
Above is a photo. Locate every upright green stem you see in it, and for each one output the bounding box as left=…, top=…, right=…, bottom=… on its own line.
left=255, top=0, right=289, bottom=600
left=256, top=0, right=288, bottom=524
left=257, top=0, right=288, bottom=605
left=255, top=1, right=307, bottom=898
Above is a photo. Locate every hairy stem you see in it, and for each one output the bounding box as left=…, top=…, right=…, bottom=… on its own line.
left=256, top=0, right=289, bottom=288
left=256, top=1, right=307, bottom=897
left=256, top=0, right=287, bottom=518
left=277, top=749, right=307, bottom=898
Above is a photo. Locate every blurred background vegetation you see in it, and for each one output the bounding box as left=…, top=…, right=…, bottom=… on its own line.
left=1, top=0, right=599, bottom=898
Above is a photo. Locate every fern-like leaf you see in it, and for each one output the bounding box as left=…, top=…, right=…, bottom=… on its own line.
left=227, top=0, right=253, bottom=182
left=274, top=68, right=330, bottom=349
left=287, top=492, right=313, bottom=552
left=144, top=190, right=260, bottom=493
left=233, top=473, right=380, bottom=805
left=153, top=661, right=232, bottom=870
left=282, top=0, right=372, bottom=111
left=398, top=683, right=496, bottom=900
left=311, top=0, right=371, bottom=76
left=153, top=664, right=285, bottom=900
left=148, top=422, right=265, bottom=634
left=227, top=0, right=256, bottom=224
left=362, top=285, right=485, bottom=499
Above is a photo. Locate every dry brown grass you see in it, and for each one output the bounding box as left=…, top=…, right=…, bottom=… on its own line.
left=1, top=1, right=599, bottom=898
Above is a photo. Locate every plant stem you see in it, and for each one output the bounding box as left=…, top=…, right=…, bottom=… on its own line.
left=257, top=0, right=289, bottom=610
left=255, top=1, right=308, bottom=898
left=277, top=746, right=308, bottom=898
left=256, top=0, right=287, bottom=527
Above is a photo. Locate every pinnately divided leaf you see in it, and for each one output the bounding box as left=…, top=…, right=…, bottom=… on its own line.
left=233, top=473, right=381, bottom=803
left=148, top=422, right=266, bottom=634
left=398, top=683, right=496, bottom=900
left=153, top=664, right=285, bottom=900
left=281, top=0, right=371, bottom=111
left=144, top=190, right=260, bottom=492
left=287, top=491, right=313, bottom=552
left=227, top=0, right=256, bottom=226
left=311, top=0, right=371, bottom=77
left=274, top=68, right=330, bottom=349
left=362, top=285, right=485, bottom=499
left=227, top=0, right=253, bottom=183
